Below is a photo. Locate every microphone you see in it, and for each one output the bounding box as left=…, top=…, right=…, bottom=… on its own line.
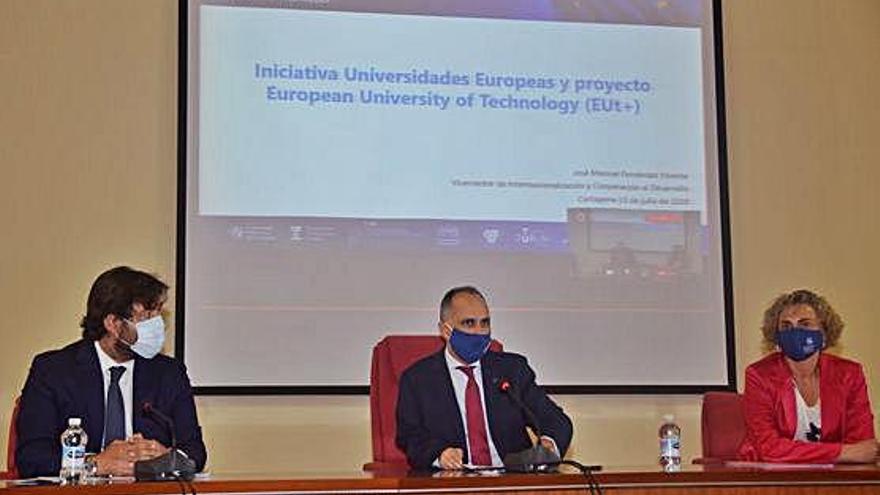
left=142, top=402, right=177, bottom=448
left=497, top=379, right=561, bottom=473
left=499, top=380, right=546, bottom=436
left=134, top=402, right=197, bottom=481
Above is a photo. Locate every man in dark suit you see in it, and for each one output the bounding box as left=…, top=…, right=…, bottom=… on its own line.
left=16, top=266, right=207, bottom=478
left=396, top=286, right=572, bottom=470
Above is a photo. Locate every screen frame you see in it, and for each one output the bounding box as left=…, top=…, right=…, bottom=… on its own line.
left=174, top=0, right=736, bottom=396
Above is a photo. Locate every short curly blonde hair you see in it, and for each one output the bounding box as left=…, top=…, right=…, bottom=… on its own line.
left=761, top=289, right=844, bottom=352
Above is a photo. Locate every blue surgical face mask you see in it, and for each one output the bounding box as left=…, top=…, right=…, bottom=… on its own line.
left=447, top=324, right=491, bottom=364
left=776, top=327, right=824, bottom=362
left=122, top=315, right=166, bottom=359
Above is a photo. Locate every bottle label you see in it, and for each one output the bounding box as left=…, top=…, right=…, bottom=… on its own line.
left=660, top=437, right=680, bottom=458
left=62, top=446, right=85, bottom=468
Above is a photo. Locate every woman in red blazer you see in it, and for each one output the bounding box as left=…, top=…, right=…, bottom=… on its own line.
left=738, top=289, right=878, bottom=463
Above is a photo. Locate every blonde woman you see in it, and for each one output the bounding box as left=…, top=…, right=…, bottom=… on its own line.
left=738, top=289, right=877, bottom=463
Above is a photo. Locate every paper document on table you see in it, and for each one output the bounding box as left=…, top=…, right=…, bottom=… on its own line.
left=724, top=461, right=835, bottom=470
left=11, top=477, right=62, bottom=485
left=463, top=464, right=504, bottom=474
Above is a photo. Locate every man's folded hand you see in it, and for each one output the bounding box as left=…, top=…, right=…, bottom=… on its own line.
left=439, top=447, right=464, bottom=470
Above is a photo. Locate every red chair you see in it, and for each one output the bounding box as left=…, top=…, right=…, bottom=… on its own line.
left=364, top=335, right=502, bottom=470
left=693, top=391, right=746, bottom=464
left=1, top=397, right=21, bottom=480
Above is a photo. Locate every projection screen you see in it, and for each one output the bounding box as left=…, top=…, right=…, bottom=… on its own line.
left=178, top=0, right=734, bottom=393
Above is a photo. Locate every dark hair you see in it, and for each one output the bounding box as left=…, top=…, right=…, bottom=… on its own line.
left=80, top=266, right=169, bottom=341
left=439, top=286, right=487, bottom=321
left=760, top=289, right=845, bottom=352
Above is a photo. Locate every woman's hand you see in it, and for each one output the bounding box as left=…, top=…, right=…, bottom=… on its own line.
left=837, top=439, right=879, bottom=463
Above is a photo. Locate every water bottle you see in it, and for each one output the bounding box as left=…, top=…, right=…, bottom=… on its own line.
left=60, top=418, right=88, bottom=484
left=658, top=414, right=681, bottom=472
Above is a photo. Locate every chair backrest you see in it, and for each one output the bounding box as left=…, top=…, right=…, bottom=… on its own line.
left=367, top=335, right=502, bottom=468
left=1, top=397, right=21, bottom=480
left=699, top=391, right=746, bottom=462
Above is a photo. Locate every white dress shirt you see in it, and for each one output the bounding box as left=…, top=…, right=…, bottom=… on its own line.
left=444, top=347, right=503, bottom=467
left=94, top=341, right=135, bottom=444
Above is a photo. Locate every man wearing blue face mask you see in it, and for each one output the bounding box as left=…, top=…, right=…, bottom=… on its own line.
left=396, top=286, right=572, bottom=470
left=738, top=289, right=878, bottom=464
left=16, top=266, right=207, bottom=478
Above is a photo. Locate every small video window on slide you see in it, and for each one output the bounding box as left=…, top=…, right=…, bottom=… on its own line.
left=567, top=207, right=709, bottom=305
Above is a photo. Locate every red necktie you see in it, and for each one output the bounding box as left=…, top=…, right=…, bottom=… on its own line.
left=457, top=365, right=492, bottom=465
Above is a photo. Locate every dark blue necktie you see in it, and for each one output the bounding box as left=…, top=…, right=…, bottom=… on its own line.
left=103, top=366, right=126, bottom=448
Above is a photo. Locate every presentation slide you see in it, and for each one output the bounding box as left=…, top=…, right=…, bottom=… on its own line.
left=198, top=7, right=705, bottom=222
left=182, top=0, right=732, bottom=391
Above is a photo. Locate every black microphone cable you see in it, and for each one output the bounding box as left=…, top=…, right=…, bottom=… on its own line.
left=185, top=476, right=197, bottom=495
left=171, top=470, right=197, bottom=495
left=166, top=448, right=194, bottom=495
left=560, top=460, right=603, bottom=495
left=183, top=471, right=197, bottom=495
left=169, top=447, right=197, bottom=495
left=171, top=473, right=187, bottom=495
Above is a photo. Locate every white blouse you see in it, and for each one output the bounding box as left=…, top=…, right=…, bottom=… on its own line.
left=793, top=384, right=821, bottom=442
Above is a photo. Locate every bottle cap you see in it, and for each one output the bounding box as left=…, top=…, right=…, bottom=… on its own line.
left=68, top=417, right=82, bottom=426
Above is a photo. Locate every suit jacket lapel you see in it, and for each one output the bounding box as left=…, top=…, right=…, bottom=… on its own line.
left=434, top=350, right=467, bottom=458
left=818, top=354, right=842, bottom=440
left=480, top=352, right=504, bottom=455
left=772, top=355, right=798, bottom=438
left=75, top=340, right=105, bottom=451
left=132, top=355, right=155, bottom=434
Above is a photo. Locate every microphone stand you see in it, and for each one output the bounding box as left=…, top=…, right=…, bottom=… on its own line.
left=498, top=380, right=561, bottom=473
left=497, top=381, right=603, bottom=493
left=135, top=402, right=197, bottom=482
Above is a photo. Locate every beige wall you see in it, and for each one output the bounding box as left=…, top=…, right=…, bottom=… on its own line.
left=2, top=0, right=878, bottom=473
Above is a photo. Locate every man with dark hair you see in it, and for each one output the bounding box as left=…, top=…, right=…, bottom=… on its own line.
left=16, top=266, right=207, bottom=478
left=396, top=286, right=572, bottom=470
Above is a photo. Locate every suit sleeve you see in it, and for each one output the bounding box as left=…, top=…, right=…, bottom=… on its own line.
left=16, top=356, right=64, bottom=478
left=843, top=365, right=875, bottom=443
left=742, top=366, right=841, bottom=463
left=517, top=357, right=573, bottom=457
left=395, top=370, right=454, bottom=469
left=169, top=361, right=208, bottom=472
